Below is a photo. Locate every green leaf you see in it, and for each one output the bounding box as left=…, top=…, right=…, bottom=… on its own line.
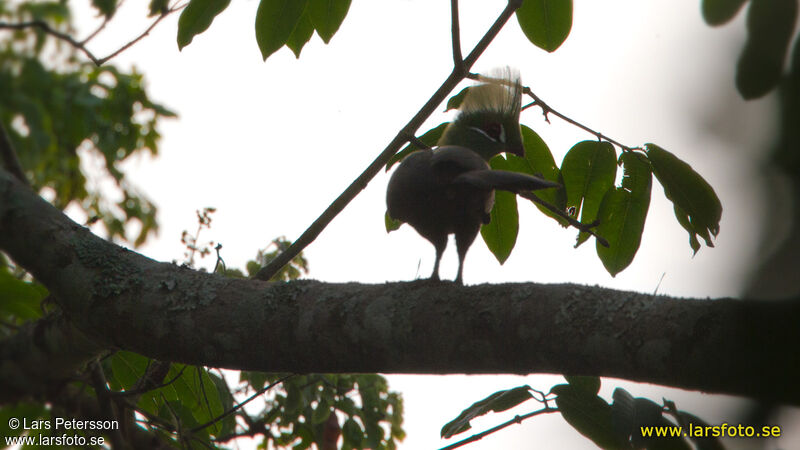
left=735, top=0, right=797, bottom=99
left=342, top=418, right=364, bottom=447
left=385, top=210, right=401, bottom=233
left=177, top=0, right=232, bottom=50
left=0, top=270, right=47, bottom=320
left=441, top=386, right=533, bottom=439
left=509, top=125, right=567, bottom=225
left=91, top=0, right=116, bottom=18
left=446, top=87, right=470, bottom=111
left=110, top=351, right=151, bottom=390
left=206, top=371, right=234, bottom=435
left=645, top=144, right=721, bottom=254
left=385, top=122, right=449, bottom=171
left=148, top=0, right=170, bottom=16
left=481, top=156, right=520, bottom=264
left=564, top=375, right=601, bottom=396
left=286, top=10, right=315, bottom=58
left=552, top=384, right=626, bottom=450
left=560, top=141, right=617, bottom=246
left=596, top=152, right=652, bottom=276
left=516, top=0, right=573, bottom=52
left=255, top=0, right=310, bottom=61
left=308, top=0, right=351, bottom=43
left=701, top=0, right=749, bottom=25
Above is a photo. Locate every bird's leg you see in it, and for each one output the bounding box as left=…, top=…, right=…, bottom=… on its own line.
left=430, top=235, right=448, bottom=281
left=454, top=225, right=480, bottom=285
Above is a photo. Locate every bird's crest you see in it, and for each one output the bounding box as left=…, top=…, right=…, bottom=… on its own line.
left=459, top=67, right=522, bottom=121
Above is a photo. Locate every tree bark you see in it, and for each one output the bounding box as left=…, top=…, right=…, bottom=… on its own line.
left=1, top=168, right=798, bottom=405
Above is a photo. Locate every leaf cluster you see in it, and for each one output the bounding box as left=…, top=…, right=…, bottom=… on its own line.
left=175, top=0, right=352, bottom=60
left=240, top=372, right=404, bottom=450
left=702, top=0, right=799, bottom=99
left=442, top=377, right=724, bottom=450
left=0, top=2, right=176, bottom=246
left=388, top=86, right=722, bottom=276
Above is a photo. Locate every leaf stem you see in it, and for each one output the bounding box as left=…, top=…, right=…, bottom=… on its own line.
left=439, top=406, right=558, bottom=450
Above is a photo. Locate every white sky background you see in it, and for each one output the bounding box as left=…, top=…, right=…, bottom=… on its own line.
left=61, top=0, right=800, bottom=448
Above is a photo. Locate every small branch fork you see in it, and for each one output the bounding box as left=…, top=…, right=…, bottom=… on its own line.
left=519, top=191, right=609, bottom=248
left=0, top=2, right=187, bottom=66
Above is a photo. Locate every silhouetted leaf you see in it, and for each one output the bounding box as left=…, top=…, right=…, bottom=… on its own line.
left=552, top=384, right=625, bottom=449
left=736, top=0, right=797, bottom=98
left=509, top=125, right=567, bottom=225
left=308, top=0, right=351, bottom=43
left=701, top=0, right=749, bottom=26
left=255, top=0, right=309, bottom=60
left=482, top=156, right=520, bottom=264
left=516, top=0, right=573, bottom=52
left=612, top=389, right=694, bottom=450
left=675, top=410, right=726, bottom=450
left=646, top=144, right=721, bottom=254
left=596, top=152, right=652, bottom=276
left=177, top=0, right=231, bottom=50
left=441, top=386, right=533, bottom=438
left=561, top=141, right=617, bottom=247
left=565, top=375, right=601, bottom=396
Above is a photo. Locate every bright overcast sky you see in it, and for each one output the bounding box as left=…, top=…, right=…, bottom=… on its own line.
left=63, top=0, right=797, bottom=448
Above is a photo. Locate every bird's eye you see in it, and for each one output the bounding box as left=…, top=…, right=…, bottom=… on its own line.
left=484, top=123, right=503, bottom=142
left=468, top=123, right=506, bottom=143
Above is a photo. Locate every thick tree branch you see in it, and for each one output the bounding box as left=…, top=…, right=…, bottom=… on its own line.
left=255, top=0, right=524, bottom=280
left=1, top=168, right=798, bottom=405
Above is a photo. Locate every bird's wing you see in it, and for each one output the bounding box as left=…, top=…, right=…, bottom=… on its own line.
left=452, top=169, right=560, bottom=192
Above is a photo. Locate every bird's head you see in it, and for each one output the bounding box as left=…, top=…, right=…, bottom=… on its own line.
left=439, top=69, right=524, bottom=161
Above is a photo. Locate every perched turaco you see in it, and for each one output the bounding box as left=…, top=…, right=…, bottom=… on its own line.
left=386, top=69, right=559, bottom=284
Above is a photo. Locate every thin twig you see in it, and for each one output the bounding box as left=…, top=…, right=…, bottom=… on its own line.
left=89, top=362, right=127, bottom=449
left=450, top=0, right=463, bottom=69
left=522, top=87, right=636, bottom=152
left=254, top=0, right=525, bottom=281
left=189, top=374, right=294, bottom=434
left=0, top=121, right=30, bottom=187
left=466, top=72, right=637, bottom=153
left=96, top=8, right=177, bottom=66
left=519, top=191, right=609, bottom=248
left=439, top=407, right=558, bottom=450
left=0, top=2, right=185, bottom=66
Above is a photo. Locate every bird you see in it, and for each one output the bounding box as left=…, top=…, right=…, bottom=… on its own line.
left=386, top=70, right=559, bottom=284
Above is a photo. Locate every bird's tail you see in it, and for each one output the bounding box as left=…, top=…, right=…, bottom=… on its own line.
left=452, top=170, right=560, bottom=193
